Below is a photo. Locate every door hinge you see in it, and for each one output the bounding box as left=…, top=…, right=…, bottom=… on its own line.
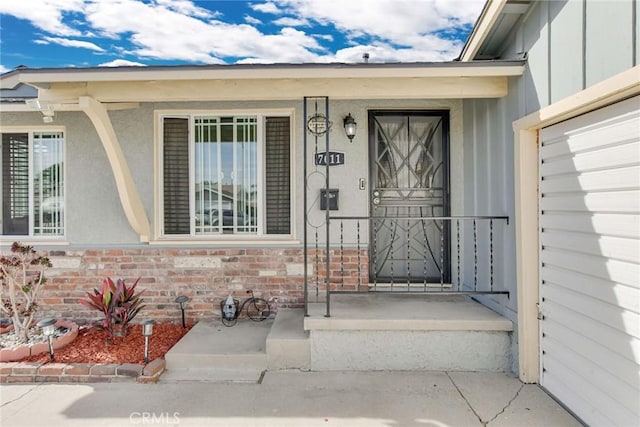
left=537, top=303, right=543, bottom=320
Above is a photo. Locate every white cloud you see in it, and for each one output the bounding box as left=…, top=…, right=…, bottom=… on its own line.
left=244, top=15, right=262, bottom=25
left=236, top=27, right=325, bottom=64
left=314, top=34, right=334, bottom=42
left=332, top=38, right=463, bottom=64
left=0, top=64, right=10, bottom=74
left=275, top=0, right=484, bottom=59
left=155, top=0, right=215, bottom=19
left=0, top=0, right=85, bottom=36
left=35, top=36, right=105, bottom=52
left=99, top=59, right=146, bottom=67
left=250, top=2, right=281, bottom=14
left=272, top=17, right=310, bottom=27
left=0, top=0, right=484, bottom=65
left=81, top=0, right=324, bottom=63
left=278, top=0, right=483, bottom=34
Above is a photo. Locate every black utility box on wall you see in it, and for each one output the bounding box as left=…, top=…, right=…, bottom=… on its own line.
left=320, top=189, right=339, bottom=210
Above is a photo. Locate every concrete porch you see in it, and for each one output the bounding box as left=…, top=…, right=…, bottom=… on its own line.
left=163, top=294, right=513, bottom=382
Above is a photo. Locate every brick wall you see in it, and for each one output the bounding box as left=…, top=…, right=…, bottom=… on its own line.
left=35, top=247, right=369, bottom=324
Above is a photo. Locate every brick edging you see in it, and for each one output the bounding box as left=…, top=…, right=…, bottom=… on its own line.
left=0, top=358, right=166, bottom=384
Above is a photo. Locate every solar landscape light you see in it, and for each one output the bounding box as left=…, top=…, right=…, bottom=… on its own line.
left=141, top=319, right=155, bottom=363
left=175, top=295, right=189, bottom=328
left=37, top=318, right=57, bottom=362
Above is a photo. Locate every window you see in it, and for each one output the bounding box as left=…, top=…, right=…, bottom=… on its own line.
left=160, top=114, right=291, bottom=237
left=1, top=131, right=65, bottom=237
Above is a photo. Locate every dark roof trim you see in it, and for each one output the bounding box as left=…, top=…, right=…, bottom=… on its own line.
left=1, top=59, right=526, bottom=78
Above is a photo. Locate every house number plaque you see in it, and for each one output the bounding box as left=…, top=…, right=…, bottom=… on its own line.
left=315, top=151, right=345, bottom=166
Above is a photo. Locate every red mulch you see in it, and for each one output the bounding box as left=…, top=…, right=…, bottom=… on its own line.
left=23, top=323, right=192, bottom=365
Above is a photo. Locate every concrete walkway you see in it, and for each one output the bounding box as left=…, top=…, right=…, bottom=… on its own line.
left=0, top=371, right=580, bottom=426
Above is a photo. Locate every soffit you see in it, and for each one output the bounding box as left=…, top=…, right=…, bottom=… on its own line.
left=460, top=0, right=532, bottom=61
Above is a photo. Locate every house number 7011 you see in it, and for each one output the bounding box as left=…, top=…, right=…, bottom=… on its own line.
left=315, top=151, right=345, bottom=166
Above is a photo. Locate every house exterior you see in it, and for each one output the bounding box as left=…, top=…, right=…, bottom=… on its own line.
left=459, top=1, right=639, bottom=425
left=1, top=0, right=638, bottom=425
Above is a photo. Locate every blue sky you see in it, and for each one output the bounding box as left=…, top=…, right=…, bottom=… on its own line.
left=0, top=0, right=485, bottom=73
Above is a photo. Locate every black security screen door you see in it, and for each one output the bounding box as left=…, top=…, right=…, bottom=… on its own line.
left=369, top=111, right=450, bottom=284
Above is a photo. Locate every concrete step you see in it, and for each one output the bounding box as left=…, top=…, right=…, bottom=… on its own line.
left=160, top=367, right=265, bottom=383
left=266, top=308, right=310, bottom=370
left=162, top=309, right=312, bottom=382
left=304, top=295, right=514, bottom=372
left=163, top=318, right=272, bottom=382
left=162, top=295, right=514, bottom=378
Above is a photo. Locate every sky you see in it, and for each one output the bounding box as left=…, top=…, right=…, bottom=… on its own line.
left=0, top=0, right=486, bottom=73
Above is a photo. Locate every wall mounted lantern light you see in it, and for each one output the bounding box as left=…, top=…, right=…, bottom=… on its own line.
left=343, top=113, right=357, bottom=142
left=37, top=318, right=57, bottom=362
left=141, top=319, right=155, bottom=363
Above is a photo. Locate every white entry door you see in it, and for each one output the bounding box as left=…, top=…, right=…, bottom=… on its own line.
left=538, top=96, right=640, bottom=426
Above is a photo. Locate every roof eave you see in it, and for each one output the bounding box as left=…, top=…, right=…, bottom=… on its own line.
left=0, top=61, right=525, bottom=90
left=458, top=0, right=508, bottom=62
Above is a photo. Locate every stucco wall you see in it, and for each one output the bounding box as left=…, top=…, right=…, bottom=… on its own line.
left=1, top=98, right=464, bottom=248
left=0, top=110, right=139, bottom=244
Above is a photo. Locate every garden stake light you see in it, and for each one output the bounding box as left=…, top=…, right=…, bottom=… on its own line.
left=37, top=318, right=56, bottom=362
left=141, top=319, right=155, bottom=363
left=175, top=295, right=189, bottom=328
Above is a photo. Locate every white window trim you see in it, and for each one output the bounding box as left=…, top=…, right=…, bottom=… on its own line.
left=0, top=126, right=67, bottom=243
left=153, top=109, right=295, bottom=243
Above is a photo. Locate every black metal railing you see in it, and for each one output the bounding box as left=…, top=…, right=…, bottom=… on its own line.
left=303, top=215, right=510, bottom=317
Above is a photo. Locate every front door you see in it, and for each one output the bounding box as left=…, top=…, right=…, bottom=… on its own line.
left=369, top=111, right=450, bottom=284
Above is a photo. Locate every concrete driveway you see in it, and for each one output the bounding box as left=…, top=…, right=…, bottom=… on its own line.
left=0, top=370, right=580, bottom=426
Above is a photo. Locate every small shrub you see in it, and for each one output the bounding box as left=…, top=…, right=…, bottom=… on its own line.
left=0, top=242, right=52, bottom=343
left=79, top=277, right=145, bottom=339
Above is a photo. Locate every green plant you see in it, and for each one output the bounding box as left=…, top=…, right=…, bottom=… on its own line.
left=79, top=277, right=145, bottom=339
left=0, top=242, right=53, bottom=343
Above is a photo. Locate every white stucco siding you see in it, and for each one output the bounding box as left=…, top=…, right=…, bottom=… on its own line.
left=1, top=98, right=465, bottom=246
left=0, top=110, right=141, bottom=244
left=71, top=109, right=143, bottom=244
left=306, top=98, right=464, bottom=246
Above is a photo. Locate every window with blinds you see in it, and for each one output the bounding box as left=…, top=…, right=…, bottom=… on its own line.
left=163, top=118, right=190, bottom=235
left=265, top=117, right=291, bottom=235
left=1, top=131, right=65, bottom=237
left=161, top=114, right=291, bottom=237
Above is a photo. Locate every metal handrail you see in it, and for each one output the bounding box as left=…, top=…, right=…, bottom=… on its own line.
left=304, top=214, right=510, bottom=317
left=329, top=215, right=509, bottom=224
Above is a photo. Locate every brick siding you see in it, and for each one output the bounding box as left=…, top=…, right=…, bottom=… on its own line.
left=35, top=247, right=369, bottom=324
left=0, top=358, right=165, bottom=383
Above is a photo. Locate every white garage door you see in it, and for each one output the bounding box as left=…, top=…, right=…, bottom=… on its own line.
left=539, top=95, right=640, bottom=426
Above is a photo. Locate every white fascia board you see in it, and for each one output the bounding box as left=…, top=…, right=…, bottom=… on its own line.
left=459, top=0, right=508, bottom=62
left=0, top=73, right=21, bottom=90
left=513, top=65, right=640, bottom=131
left=0, top=62, right=524, bottom=89
left=0, top=102, right=135, bottom=112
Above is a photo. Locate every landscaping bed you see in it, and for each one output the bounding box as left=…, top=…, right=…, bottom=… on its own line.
left=0, top=322, right=192, bottom=383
